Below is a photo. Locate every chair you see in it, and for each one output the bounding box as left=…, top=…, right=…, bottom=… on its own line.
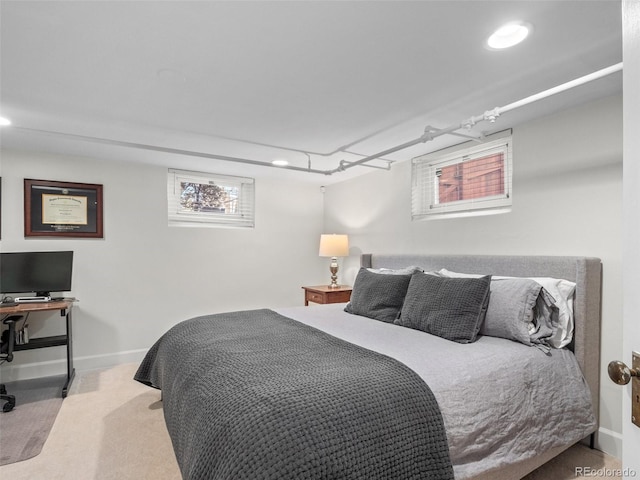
left=1, top=315, right=20, bottom=413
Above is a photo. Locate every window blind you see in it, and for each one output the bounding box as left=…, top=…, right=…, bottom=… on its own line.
left=167, top=168, right=255, bottom=228
left=412, top=136, right=512, bottom=219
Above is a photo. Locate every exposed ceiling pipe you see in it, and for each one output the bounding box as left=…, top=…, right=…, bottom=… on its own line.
left=497, top=62, right=623, bottom=115
left=330, top=131, right=441, bottom=174
left=11, top=126, right=331, bottom=175
left=11, top=63, right=622, bottom=176
left=339, top=159, right=393, bottom=171
left=333, top=62, right=623, bottom=174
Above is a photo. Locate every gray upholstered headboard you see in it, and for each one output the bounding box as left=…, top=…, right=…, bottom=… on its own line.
left=361, top=253, right=603, bottom=426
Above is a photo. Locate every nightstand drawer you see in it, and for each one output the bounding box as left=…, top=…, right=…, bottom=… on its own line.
left=307, top=292, right=326, bottom=304
left=302, top=285, right=352, bottom=306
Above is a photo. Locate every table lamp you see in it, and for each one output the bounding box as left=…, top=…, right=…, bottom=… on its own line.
left=319, top=234, right=349, bottom=288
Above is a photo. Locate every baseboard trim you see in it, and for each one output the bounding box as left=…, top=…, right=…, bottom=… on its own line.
left=596, top=426, right=623, bottom=459
left=74, top=349, right=149, bottom=372
left=0, top=349, right=149, bottom=382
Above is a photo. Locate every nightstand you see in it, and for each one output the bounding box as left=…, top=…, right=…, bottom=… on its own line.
left=302, top=285, right=352, bottom=306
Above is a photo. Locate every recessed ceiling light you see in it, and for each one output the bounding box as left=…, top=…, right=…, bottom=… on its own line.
left=487, top=22, right=531, bottom=50
left=272, top=159, right=289, bottom=167
left=0, top=116, right=11, bottom=126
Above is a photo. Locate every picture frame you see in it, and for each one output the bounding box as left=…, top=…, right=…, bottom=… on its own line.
left=24, top=178, right=104, bottom=238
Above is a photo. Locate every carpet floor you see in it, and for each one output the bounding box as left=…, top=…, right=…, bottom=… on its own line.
left=0, top=363, right=622, bottom=479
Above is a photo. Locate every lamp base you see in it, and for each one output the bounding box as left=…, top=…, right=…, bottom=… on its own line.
left=329, top=257, right=339, bottom=288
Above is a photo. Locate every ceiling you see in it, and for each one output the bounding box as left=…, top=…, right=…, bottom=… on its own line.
left=0, top=1, right=622, bottom=185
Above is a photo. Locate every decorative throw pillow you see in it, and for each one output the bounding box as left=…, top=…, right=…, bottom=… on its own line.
left=344, top=268, right=413, bottom=323
left=396, top=274, right=491, bottom=343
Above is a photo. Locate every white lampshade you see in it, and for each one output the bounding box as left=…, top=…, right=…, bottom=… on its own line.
left=318, top=234, right=349, bottom=257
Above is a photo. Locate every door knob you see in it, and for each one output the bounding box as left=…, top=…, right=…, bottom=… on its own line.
left=608, top=360, right=640, bottom=385
left=609, top=353, right=640, bottom=428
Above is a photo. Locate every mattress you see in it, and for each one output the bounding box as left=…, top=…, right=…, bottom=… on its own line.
left=275, top=303, right=597, bottom=479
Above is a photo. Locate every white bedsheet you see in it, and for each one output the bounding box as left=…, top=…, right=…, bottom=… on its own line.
left=275, top=303, right=596, bottom=479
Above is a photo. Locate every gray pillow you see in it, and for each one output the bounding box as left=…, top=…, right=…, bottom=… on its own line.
left=479, top=278, right=559, bottom=349
left=396, top=274, right=491, bottom=343
left=480, top=278, right=544, bottom=345
left=344, top=268, right=413, bottom=323
left=438, top=268, right=576, bottom=350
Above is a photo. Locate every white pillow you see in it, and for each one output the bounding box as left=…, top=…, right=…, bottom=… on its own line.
left=526, top=277, right=575, bottom=348
left=367, top=266, right=423, bottom=275
left=438, top=268, right=576, bottom=348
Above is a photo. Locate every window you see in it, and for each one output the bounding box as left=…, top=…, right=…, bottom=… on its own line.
left=168, top=169, right=255, bottom=228
left=411, top=135, right=512, bottom=219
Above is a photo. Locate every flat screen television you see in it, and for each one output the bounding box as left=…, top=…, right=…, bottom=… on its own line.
left=0, top=251, right=73, bottom=297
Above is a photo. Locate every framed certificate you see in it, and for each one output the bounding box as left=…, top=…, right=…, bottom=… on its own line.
left=24, top=179, right=104, bottom=238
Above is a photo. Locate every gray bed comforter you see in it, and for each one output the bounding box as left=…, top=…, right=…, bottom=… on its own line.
left=134, top=309, right=454, bottom=480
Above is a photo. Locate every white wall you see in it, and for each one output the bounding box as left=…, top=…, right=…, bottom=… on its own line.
left=0, top=151, right=326, bottom=377
left=0, top=94, right=624, bottom=457
left=323, top=94, right=623, bottom=457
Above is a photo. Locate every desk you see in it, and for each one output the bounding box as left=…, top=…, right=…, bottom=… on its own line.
left=0, top=300, right=75, bottom=397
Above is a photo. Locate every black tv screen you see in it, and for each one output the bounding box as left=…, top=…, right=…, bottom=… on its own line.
left=0, top=251, right=73, bottom=296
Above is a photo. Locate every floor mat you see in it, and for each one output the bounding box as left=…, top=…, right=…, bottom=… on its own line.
left=0, top=375, right=65, bottom=466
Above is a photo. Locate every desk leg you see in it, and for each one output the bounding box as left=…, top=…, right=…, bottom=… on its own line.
left=62, top=308, right=75, bottom=398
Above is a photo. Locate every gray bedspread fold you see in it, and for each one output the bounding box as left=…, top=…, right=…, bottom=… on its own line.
left=134, top=308, right=453, bottom=480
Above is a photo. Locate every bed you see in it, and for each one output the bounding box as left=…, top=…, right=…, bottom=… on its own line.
left=135, top=253, right=602, bottom=480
